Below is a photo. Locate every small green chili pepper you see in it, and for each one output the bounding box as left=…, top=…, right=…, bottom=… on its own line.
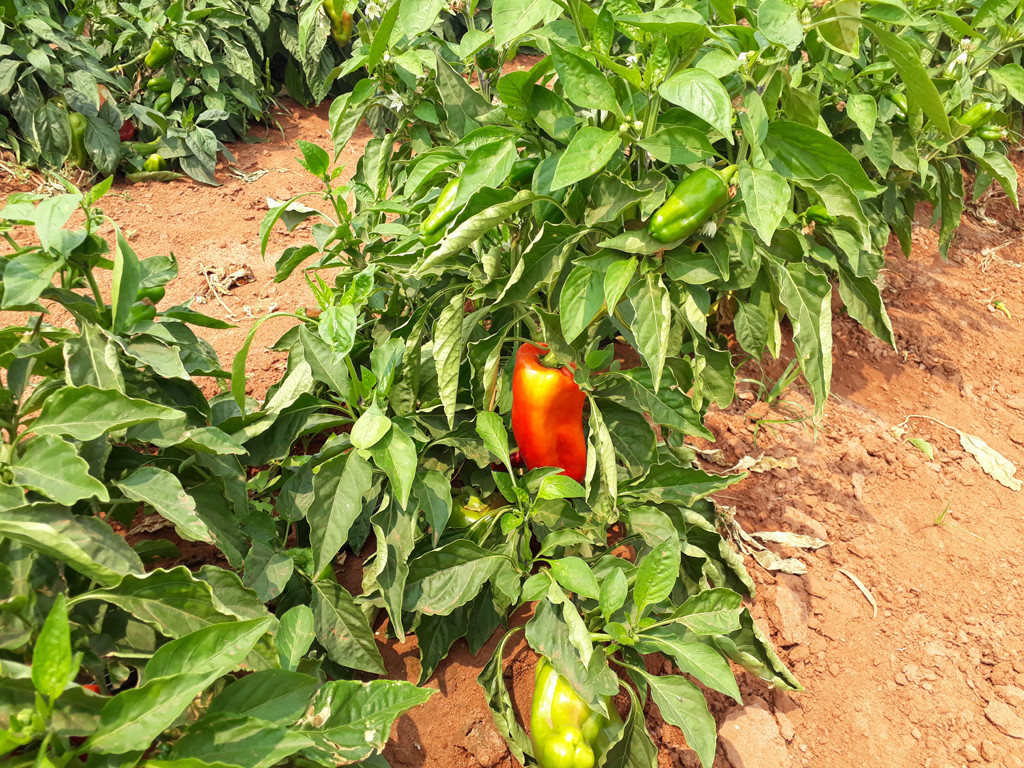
left=419, top=178, right=460, bottom=245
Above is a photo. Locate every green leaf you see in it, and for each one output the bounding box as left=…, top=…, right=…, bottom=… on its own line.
left=208, top=671, right=318, bottom=724
left=367, top=423, right=418, bottom=510
left=670, top=588, right=743, bottom=635
left=12, top=435, right=109, bottom=505
left=81, top=567, right=233, bottom=637
left=633, top=540, right=680, bottom=613
left=311, top=580, right=385, bottom=675
left=415, top=190, right=537, bottom=274
left=868, top=23, right=951, bottom=139
left=551, top=127, right=622, bottom=190
left=990, top=63, right=1024, bottom=105
left=738, top=164, right=790, bottom=244
left=551, top=45, right=619, bottom=114
left=31, top=385, right=181, bottom=440
left=549, top=557, right=600, bottom=600
left=639, top=627, right=741, bottom=703
left=628, top=273, right=672, bottom=392
left=658, top=70, right=733, bottom=143
left=637, top=126, right=714, bottom=165
left=88, top=673, right=217, bottom=754
left=350, top=402, right=393, bottom=450
left=817, top=0, right=860, bottom=56
left=453, top=139, right=519, bottom=209
left=476, top=411, right=511, bottom=470
left=560, top=265, right=605, bottom=343
left=169, top=715, right=311, bottom=768
left=835, top=264, right=896, bottom=347
left=118, top=467, right=211, bottom=542
left=599, top=684, right=657, bottom=768
left=416, top=470, right=453, bottom=545
left=111, top=228, right=142, bottom=334
left=0, top=504, right=143, bottom=586
left=32, top=593, right=72, bottom=702
left=599, top=567, right=628, bottom=622
left=368, top=0, right=402, bottom=72
left=298, top=679, right=435, bottom=764
left=433, top=294, right=467, bottom=428
left=309, top=450, right=373, bottom=575
left=757, top=0, right=803, bottom=49
left=770, top=260, right=833, bottom=419
left=478, top=630, right=533, bottom=763
left=604, top=258, right=636, bottom=312
left=1, top=252, right=61, bottom=308
left=640, top=671, right=717, bottom=768
left=762, top=121, right=879, bottom=197
left=145, top=618, right=272, bottom=683
left=403, top=540, right=502, bottom=616
left=845, top=93, right=877, bottom=139
left=492, top=0, right=560, bottom=47
left=276, top=605, right=315, bottom=671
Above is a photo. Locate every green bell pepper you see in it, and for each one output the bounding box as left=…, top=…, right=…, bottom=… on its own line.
left=448, top=494, right=501, bottom=528
left=647, top=165, right=737, bottom=244
left=419, top=178, right=459, bottom=245
left=146, top=75, right=173, bottom=93
left=531, top=657, right=621, bottom=768
left=154, top=93, right=172, bottom=114
left=889, top=91, right=908, bottom=122
left=509, top=157, right=540, bottom=186
left=144, top=39, right=174, bottom=70
left=960, top=102, right=998, bottom=129
left=803, top=204, right=837, bottom=225
left=143, top=153, right=168, bottom=172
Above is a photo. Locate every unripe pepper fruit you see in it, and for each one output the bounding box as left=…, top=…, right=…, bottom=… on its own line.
left=511, top=343, right=586, bottom=484
left=960, top=102, right=998, bottom=129
left=647, top=165, right=737, bottom=244
left=530, top=657, right=621, bottom=768
left=143, top=153, right=167, bottom=172
left=146, top=75, right=173, bottom=93
left=154, top=93, right=172, bottom=114
left=68, top=112, right=88, bottom=167
left=803, top=204, right=836, bottom=225
left=144, top=39, right=174, bottom=70
left=419, top=178, right=460, bottom=245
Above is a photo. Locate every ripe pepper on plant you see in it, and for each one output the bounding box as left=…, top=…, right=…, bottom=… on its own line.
left=511, top=343, right=586, bottom=484
left=419, top=178, right=459, bottom=244
left=530, top=656, right=621, bottom=768
left=647, top=165, right=737, bottom=244
left=118, top=120, right=136, bottom=142
left=323, top=0, right=353, bottom=48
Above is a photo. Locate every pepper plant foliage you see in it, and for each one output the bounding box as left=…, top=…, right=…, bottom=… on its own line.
left=0, top=0, right=362, bottom=183
left=0, top=189, right=431, bottom=767
left=252, top=0, right=1024, bottom=763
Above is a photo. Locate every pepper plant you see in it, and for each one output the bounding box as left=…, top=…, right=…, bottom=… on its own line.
left=0, top=186, right=432, bottom=767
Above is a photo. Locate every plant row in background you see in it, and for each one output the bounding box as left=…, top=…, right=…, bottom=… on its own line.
left=0, top=0, right=369, bottom=183
left=2, top=0, right=1024, bottom=767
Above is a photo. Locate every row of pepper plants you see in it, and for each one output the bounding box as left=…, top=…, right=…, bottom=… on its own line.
left=0, top=0, right=373, bottom=183
left=2, top=0, right=1024, bottom=766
